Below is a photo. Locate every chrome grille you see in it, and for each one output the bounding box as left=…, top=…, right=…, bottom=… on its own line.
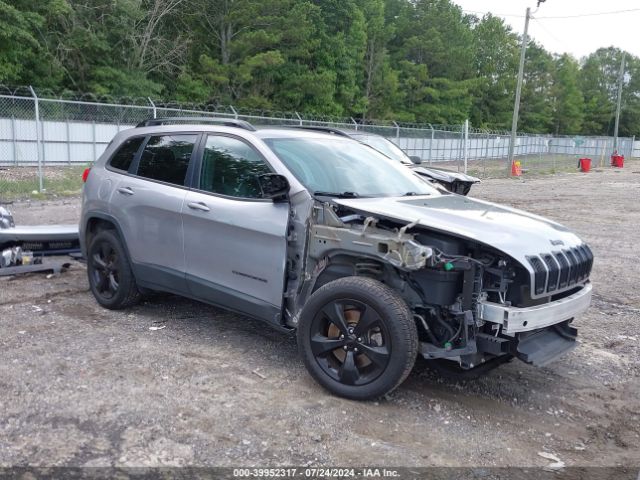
left=526, top=245, right=593, bottom=296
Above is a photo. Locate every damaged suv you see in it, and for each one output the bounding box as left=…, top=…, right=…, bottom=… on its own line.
left=80, top=118, right=593, bottom=400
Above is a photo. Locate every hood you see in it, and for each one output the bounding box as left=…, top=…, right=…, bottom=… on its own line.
left=334, top=194, right=584, bottom=269
left=411, top=166, right=480, bottom=184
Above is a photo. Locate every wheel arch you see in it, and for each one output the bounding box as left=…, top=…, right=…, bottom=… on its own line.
left=311, top=252, right=401, bottom=294
left=82, top=212, right=132, bottom=265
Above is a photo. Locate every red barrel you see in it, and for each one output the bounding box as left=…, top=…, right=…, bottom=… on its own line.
left=579, top=158, right=591, bottom=172
left=611, top=154, right=624, bottom=168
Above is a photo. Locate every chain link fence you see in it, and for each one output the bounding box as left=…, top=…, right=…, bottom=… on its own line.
left=0, top=86, right=636, bottom=200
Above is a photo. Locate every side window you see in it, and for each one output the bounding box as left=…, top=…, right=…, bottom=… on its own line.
left=109, top=137, right=144, bottom=171
left=136, top=134, right=197, bottom=185
left=199, top=136, right=272, bottom=198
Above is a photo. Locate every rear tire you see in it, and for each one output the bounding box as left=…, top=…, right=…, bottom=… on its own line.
left=87, top=229, right=141, bottom=310
left=297, top=276, right=418, bottom=400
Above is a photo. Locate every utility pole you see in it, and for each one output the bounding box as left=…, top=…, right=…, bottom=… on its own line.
left=507, top=7, right=531, bottom=176
left=613, top=51, right=626, bottom=153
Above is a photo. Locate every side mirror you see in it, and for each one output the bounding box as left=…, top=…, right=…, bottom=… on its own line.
left=257, top=173, right=290, bottom=201
left=409, top=155, right=422, bottom=165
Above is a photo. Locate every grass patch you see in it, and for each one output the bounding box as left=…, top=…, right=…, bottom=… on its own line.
left=0, top=165, right=87, bottom=201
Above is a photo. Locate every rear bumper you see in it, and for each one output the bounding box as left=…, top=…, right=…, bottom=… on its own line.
left=477, top=282, right=592, bottom=334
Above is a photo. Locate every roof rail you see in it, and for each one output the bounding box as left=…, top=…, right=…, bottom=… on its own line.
left=286, top=125, right=351, bottom=137
left=136, top=117, right=256, bottom=131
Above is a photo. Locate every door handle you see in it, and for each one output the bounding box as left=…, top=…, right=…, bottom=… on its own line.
left=187, top=201, right=210, bottom=212
left=117, top=187, right=134, bottom=196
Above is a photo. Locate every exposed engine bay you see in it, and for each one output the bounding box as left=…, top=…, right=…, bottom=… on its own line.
left=284, top=197, right=592, bottom=373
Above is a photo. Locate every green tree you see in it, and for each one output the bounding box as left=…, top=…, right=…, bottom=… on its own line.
left=579, top=47, right=640, bottom=137
left=385, top=0, right=476, bottom=123
left=309, top=0, right=367, bottom=114
left=469, top=14, right=519, bottom=129
left=0, top=0, right=638, bottom=135
left=618, top=55, right=640, bottom=137
left=389, top=0, right=474, bottom=80
left=355, top=0, right=398, bottom=119
left=551, top=54, right=584, bottom=135
left=0, top=0, right=68, bottom=86
left=519, top=42, right=554, bottom=132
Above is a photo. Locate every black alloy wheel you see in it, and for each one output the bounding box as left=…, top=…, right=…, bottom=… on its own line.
left=87, top=229, right=141, bottom=309
left=90, top=240, right=119, bottom=300
left=297, top=276, right=418, bottom=400
left=310, top=299, right=391, bottom=386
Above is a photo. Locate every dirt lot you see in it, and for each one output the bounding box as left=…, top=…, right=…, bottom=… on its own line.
left=1, top=162, right=639, bottom=469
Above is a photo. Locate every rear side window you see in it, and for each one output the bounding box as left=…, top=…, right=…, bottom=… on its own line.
left=136, top=134, right=197, bottom=185
left=109, top=137, right=144, bottom=171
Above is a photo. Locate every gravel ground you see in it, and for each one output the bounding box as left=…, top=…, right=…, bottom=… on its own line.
left=1, top=162, right=639, bottom=468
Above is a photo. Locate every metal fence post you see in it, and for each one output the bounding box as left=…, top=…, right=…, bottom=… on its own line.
left=11, top=115, right=17, bottom=166
left=230, top=105, right=239, bottom=120
left=484, top=131, right=490, bottom=176
left=28, top=86, right=44, bottom=192
left=457, top=124, right=464, bottom=172
left=351, top=117, right=358, bottom=131
left=295, top=112, right=303, bottom=126
left=66, top=119, right=71, bottom=165
left=538, top=137, right=543, bottom=170
left=148, top=97, right=157, bottom=119
left=463, top=119, right=469, bottom=174
left=393, top=121, right=400, bottom=143
left=429, top=124, right=434, bottom=166
left=92, top=120, right=97, bottom=162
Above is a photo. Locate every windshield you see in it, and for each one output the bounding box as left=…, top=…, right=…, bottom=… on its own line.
left=350, top=134, right=411, bottom=164
left=263, top=137, right=438, bottom=197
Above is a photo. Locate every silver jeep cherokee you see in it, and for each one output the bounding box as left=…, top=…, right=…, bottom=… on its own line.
left=80, top=118, right=593, bottom=400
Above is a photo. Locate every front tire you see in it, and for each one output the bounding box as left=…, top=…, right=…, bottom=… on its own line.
left=87, top=229, right=141, bottom=310
left=297, top=277, right=418, bottom=400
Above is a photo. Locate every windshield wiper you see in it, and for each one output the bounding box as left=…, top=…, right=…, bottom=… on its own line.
left=313, top=191, right=360, bottom=198
left=403, top=191, right=429, bottom=196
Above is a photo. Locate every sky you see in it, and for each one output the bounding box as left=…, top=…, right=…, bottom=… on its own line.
left=452, top=0, right=640, bottom=59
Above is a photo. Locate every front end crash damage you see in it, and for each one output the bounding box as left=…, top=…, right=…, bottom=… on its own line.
left=284, top=198, right=591, bottom=373
left=411, top=166, right=480, bottom=196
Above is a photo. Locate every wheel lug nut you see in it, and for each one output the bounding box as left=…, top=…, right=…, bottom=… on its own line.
left=339, top=335, right=344, bottom=339
left=357, top=337, right=362, bottom=342
left=354, top=347, right=358, bottom=352
left=343, top=346, right=348, bottom=350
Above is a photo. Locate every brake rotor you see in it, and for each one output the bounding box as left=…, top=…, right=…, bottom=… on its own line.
left=327, top=307, right=372, bottom=368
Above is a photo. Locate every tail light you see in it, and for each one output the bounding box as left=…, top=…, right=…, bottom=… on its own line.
left=82, top=168, right=91, bottom=183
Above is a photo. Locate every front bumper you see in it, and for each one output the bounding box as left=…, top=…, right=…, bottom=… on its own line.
left=477, top=282, right=592, bottom=335
left=1, top=225, right=80, bottom=255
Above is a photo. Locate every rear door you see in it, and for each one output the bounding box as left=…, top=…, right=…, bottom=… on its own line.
left=182, top=134, right=289, bottom=324
left=109, top=133, right=199, bottom=292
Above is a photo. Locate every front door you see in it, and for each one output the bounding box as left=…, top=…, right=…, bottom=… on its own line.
left=182, top=134, right=289, bottom=324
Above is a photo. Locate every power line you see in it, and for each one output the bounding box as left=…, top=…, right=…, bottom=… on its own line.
left=531, top=18, right=565, bottom=49
left=536, top=8, right=640, bottom=19
left=462, top=7, right=640, bottom=20
left=461, top=9, right=524, bottom=18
